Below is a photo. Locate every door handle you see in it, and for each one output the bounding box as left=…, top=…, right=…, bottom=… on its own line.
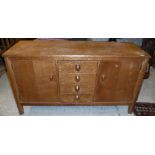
left=101, top=74, right=106, bottom=83
left=49, top=75, right=54, bottom=81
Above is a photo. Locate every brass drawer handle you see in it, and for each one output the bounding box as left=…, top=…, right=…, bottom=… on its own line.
left=75, top=95, right=80, bottom=100
left=75, top=75, right=80, bottom=82
left=75, top=64, right=81, bottom=71
left=75, top=85, right=80, bottom=92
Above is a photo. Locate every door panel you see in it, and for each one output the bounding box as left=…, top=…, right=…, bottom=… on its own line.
left=12, top=60, right=59, bottom=102
left=95, top=59, right=143, bottom=102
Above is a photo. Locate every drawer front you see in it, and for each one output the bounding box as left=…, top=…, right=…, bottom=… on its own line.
left=59, top=61, right=98, bottom=73
left=59, top=74, right=96, bottom=85
left=60, top=84, right=95, bottom=94
left=60, top=94, right=93, bottom=103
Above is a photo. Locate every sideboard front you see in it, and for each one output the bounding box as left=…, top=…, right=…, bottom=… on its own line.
left=3, top=40, right=150, bottom=114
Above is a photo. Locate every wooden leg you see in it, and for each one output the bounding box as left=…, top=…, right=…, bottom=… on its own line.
left=17, top=104, right=24, bottom=115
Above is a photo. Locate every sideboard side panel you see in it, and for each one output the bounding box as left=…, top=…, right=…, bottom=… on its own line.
left=4, top=57, right=24, bottom=114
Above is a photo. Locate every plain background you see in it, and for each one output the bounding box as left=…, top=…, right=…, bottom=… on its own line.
left=0, top=0, right=155, bottom=155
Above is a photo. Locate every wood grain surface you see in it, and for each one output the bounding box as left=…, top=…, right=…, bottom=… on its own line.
left=3, top=40, right=150, bottom=114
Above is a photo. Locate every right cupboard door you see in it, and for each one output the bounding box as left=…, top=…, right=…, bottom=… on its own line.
left=95, top=58, right=143, bottom=103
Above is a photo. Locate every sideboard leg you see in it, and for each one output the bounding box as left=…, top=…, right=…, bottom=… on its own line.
left=17, top=105, right=24, bottom=115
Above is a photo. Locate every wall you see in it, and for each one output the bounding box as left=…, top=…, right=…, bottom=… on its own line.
left=90, top=38, right=143, bottom=46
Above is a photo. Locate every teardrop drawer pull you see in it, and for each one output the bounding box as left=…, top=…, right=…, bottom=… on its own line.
left=75, top=95, right=80, bottom=100
left=75, top=85, right=80, bottom=92
left=75, top=75, right=80, bottom=82
left=75, top=64, right=81, bottom=71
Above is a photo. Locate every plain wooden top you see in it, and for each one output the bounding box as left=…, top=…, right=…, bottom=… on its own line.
left=3, top=40, right=150, bottom=58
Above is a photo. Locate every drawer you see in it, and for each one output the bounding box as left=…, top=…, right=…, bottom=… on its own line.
left=59, top=74, right=96, bottom=85
left=60, top=84, right=95, bottom=94
left=59, top=61, right=98, bottom=73
left=60, top=94, right=93, bottom=103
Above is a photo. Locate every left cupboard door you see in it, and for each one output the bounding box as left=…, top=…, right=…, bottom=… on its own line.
left=11, top=59, right=59, bottom=102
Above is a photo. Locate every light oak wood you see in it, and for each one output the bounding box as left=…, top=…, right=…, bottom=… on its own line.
left=60, top=94, right=93, bottom=104
left=59, top=74, right=96, bottom=85
left=4, top=58, right=24, bottom=114
left=95, top=58, right=143, bottom=102
left=11, top=59, right=59, bottom=102
left=59, top=61, right=98, bottom=73
left=60, top=84, right=95, bottom=94
left=3, top=40, right=150, bottom=114
left=4, top=40, right=148, bottom=58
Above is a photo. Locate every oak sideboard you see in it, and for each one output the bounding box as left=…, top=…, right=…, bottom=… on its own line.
left=3, top=40, right=150, bottom=114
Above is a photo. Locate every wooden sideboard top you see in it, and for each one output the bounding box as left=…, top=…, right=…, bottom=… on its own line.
left=3, top=40, right=150, bottom=58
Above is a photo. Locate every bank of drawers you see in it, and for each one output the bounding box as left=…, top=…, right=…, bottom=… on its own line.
left=59, top=61, right=98, bottom=103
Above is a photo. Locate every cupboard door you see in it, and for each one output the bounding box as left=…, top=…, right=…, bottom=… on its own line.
left=95, top=59, right=143, bottom=102
left=12, top=60, right=59, bottom=102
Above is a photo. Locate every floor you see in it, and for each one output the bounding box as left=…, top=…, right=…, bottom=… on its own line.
left=0, top=68, right=155, bottom=116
